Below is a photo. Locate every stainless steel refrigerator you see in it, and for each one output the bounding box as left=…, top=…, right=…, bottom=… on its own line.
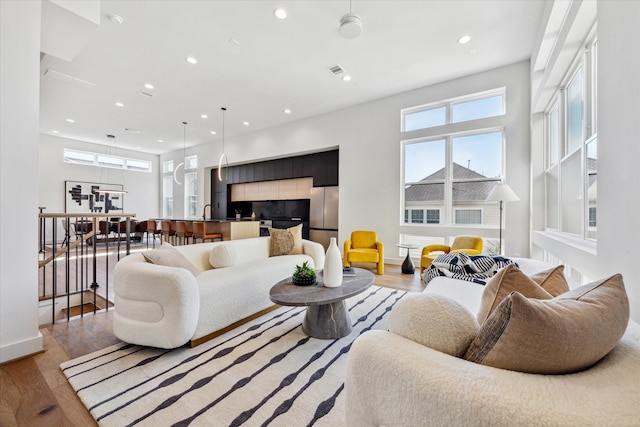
left=309, top=186, right=339, bottom=251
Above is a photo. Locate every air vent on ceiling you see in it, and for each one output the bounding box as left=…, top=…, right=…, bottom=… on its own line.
left=44, top=69, right=96, bottom=89
left=326, top=64, right=345, bottom=76
left=137, top=90, right=153, bottom=98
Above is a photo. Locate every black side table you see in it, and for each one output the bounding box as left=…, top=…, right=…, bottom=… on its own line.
left=396, top=243, right=419, bottom=274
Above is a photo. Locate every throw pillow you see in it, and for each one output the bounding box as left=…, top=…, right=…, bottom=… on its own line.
left=390, top=293, right=479, bottom=358
left=269, top=228, right=295, bottom=256
left=288, top=223, right=304, bottom=254
left=142, top=242, right=200, bottom=276
left=476, top=264, right=553, bottom=323
left=209, top=244, right=237, bottom=269
left=529, top=265, right=570, bottom=296
left=464, top=274, right=629, bottom=374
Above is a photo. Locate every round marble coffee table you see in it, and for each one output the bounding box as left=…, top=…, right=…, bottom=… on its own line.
left=269, top=268, right=374, bottom=339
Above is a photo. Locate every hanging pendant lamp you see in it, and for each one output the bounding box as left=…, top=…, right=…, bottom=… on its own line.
left=173, top=121, right=187, bottom=185
left=218, top=107, right=228, bottom=181
left=97, top=134, right=127, bottom=194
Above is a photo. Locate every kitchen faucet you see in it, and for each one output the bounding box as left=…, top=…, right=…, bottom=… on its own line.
left=202, top=204, right=212, bottom=220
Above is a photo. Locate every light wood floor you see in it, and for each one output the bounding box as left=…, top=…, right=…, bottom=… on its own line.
left=0, top=263, right=424, bottom=427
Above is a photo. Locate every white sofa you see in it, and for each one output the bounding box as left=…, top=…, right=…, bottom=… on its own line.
left=345, top=258, right=640, bottom=426
left=113, top=236, right=325, bottom=348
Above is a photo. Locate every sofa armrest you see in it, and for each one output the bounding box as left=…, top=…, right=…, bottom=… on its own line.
left=113, top=254, right=200, bottom=348
left=302, top=239, right=325, bottom=269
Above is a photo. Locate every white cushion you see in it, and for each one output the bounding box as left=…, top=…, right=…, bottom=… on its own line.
left=209, top=244, right=237, bottom=268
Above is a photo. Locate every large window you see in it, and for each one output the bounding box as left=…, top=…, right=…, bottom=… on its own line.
left=544, top=36, right=597, bottom=240
left=403, top=130, right=503, bottom=226
left=162, top=161, right=173, bottom=218
left=184, top=155, right=198, bottom=219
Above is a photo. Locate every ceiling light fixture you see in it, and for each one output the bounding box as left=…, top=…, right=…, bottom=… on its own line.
left=273, top=8, right=287, bottom=19
left=243, top=121, right=250, bottom=126
left=218, top=107, right=228, bottom=182
left=284, top=108, right=291, bottom=114
left=173, top=121, right=187, bottom=185
left=144, top=83, right=154, bottom=89
left=66, top=118, right=75, bottom=123
left=97, top=134, right=127, bottom=194
left=342, top=75, right=352, bottom=81
left=52, top=130, right=59, bottom=134
left=115, top=102, right=124, bottom=107
left=339, top=0, right=362, bottom=39
left=201, top=114, right=208, bottom=119
left=108, top=14, right=124, bottom=24
left=185, top=56, right=197, bottom=64
left=458, top=35, right=471, bottom=45
left=210, top=131, right=217, bottom=135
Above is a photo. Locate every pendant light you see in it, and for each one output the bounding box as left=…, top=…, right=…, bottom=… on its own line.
left=173, top=121, right=187, bottom=185
left=97, top=134, right=127, bottom=194
left=339, top=0, right=362, bottom=39
left=218, top=107, right=228, bottom=181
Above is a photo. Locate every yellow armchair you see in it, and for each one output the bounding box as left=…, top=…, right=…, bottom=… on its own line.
left=420, top=235, right=483, bottom=274
left=343, top=230, right=384, bottom=275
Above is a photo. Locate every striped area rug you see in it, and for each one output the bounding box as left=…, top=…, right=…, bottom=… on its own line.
left=61, top=285, right=407, bottom=427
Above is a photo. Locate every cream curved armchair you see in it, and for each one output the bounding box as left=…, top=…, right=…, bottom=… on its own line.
left=420, top=235, right=483, bottom=274
left=343, top=230, right=384, bottom=275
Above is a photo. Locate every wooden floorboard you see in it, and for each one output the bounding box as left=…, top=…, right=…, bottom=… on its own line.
left=1, top=263, right=424, bottom=426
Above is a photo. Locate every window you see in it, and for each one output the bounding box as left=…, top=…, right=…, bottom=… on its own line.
left=63, top=148, right=151, bottom=172
left=402, top=88, right=504, bottom=132
left=162, top=161, right=174, bottom=218
left=183, top=155, right=198, bottom=219
left=544, top=35, right=597, bottom=240
left=403, top=130, right=502, bottom=226
left=455, top=209, right=482, bottom=224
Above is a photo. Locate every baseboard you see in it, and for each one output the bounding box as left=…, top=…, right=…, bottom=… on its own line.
left=0, top=332, right=44, bottom=364
left=189, top=305, right=280, bottom=347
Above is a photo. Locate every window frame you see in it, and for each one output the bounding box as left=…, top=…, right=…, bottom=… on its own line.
left=64, top=148, right=152, bottom=173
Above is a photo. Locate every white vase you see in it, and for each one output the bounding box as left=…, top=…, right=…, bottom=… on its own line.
left=323, top=237, right=343, bottom=288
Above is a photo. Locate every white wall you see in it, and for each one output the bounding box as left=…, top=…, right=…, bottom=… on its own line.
left=39, top=134, right=160, bottom=241
left=170, top=61, right=532, bottom=263
left=0, top=1, right=43, bottom=363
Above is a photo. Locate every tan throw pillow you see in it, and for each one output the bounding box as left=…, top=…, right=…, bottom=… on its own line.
left=464, top=274, right=629, bottom=374
left=477, top=264, right=553, bottom=323
left=209, top=244, right=237, bottom=268
left=529, top=265, right=570, bottom=296
left=288, top=223, right=304, bottom=255
left=142, top=242, right=200, bottom=276
left=269, top=228, right=295, bottom=256
left=269, top=224, right=304, bottom=256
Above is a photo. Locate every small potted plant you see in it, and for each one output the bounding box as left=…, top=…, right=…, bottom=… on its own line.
left=234, top=208, right=242, bottom=220
left=292, top=261, right=317, bottom=286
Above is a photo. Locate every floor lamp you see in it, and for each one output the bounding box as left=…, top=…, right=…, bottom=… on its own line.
left=486, top=183, right=519, bottom=255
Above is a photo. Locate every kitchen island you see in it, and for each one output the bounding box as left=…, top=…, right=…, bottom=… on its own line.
left=155, top=219, right=259, bottom=241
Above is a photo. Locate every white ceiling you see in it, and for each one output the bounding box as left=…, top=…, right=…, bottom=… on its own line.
left=39, top=0, right=546, bottom=155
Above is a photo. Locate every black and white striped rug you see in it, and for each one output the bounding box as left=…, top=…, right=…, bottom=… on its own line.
left=61, top=285, right=407, bottom=426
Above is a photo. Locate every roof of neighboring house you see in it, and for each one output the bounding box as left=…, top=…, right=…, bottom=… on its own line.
left=405, top=162, right=498, bottom=202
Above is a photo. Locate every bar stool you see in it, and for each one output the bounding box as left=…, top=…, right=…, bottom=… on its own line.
left=174, top=221, right=193, bottom=245
left=192, top=221, right=223, bottom=243
left=160, top=220, right=176, bottom=245
left=143, top=220, right=160, bottom=248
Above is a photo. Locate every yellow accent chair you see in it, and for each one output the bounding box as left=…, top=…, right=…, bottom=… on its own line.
left=420, top=235, right=483, bottom=274
left=343, top=230, right=384, bottom=275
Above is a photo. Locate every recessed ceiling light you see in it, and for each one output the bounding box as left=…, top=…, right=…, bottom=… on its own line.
left=284, top=108, right=292, bottom=114
left=185, top=56, right=197, bottom=64
left=66, top=118, right=75, bottom=123
left=458, top=35, right=471, bottom=45
left=115, top=102, right=124, bottom=107
left=273, top=8, right=287, bottom=19
left=243, top=121, right=250, bottom=126
left=157, top=139, right=164, bottom=143
left=342, top=75, right=352, bottom=82
left=144, top=83, right=154, bottom=89
left=210, top=131, right=217, bottom=135
left=52, top=130, right=59, bottom=134
left=201, top=114, right=208, bottom=119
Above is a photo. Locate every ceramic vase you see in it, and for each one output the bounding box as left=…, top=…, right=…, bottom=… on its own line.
left=323, top=237, right=343, bottom=288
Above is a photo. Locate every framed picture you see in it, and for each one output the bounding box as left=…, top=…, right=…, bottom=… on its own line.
left=65, top=180, right=124, bottom=214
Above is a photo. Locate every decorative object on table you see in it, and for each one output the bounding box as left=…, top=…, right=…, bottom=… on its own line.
left=342, top=266, right=356, bottom=276
left=234, top=209, right=242, bottom=220
left=397, top=243, right=419, bottom=274
left=323, top=237, right=343, bottom=287
left=251, top=211, right=256, bottom=220
left=292, top=261, right=317, bottom=286
left=486, top=182, right=520, bottom=255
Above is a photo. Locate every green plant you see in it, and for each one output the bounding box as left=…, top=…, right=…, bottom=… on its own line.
left=293, top=261, right=316, bottom=279
left=234, top=208, right=242, bottom=214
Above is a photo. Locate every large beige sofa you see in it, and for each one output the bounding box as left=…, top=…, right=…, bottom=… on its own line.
left=345, top=258, right=640, bottom=426
left=113, top=236, right=325, bottom=348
